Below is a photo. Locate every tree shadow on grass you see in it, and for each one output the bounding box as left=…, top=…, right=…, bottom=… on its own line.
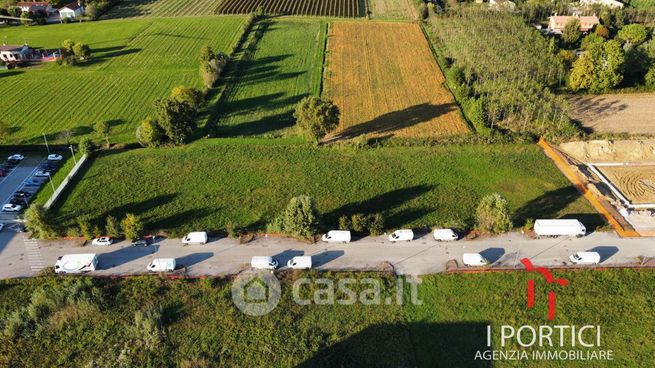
left=513, top=186, right=584, bottom=226
left=153, top=207, right=215, bottom=234
left=332, top=103, right=458, bottom=140
left=324, top=185, right=435, bottom=228
left=297, top=322, right=490, bottom=367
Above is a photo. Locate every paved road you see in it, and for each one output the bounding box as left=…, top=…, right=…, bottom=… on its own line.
left=0, top=155, right=47, bottom=223
left=0, top=230, right=653, bottom=279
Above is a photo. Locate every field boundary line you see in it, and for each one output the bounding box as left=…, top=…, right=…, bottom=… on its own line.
left=538, top=138, right=640, bottom=238
left=44, top=154, right=88, bottom=210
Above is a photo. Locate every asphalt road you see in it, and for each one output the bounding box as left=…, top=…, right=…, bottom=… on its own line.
left=0, top=155, right=47, bottom=223
left=0, top=230, right=653, bottom=279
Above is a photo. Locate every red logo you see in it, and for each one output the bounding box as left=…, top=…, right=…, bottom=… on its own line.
left=521, top=258, right=569, bottom=320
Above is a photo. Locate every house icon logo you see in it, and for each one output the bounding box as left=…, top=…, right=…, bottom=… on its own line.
left=231, top=270, right=281, bottom=316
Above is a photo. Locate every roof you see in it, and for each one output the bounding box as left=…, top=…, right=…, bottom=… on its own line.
left=550, top=15, right=600, bottom=24
left=17, top=1, right=50, bottom=7
left=61, top=2, right=83, bottom=11
left=0, top=45, right=25, bottom=52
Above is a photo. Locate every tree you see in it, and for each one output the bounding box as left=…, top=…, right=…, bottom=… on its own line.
left=136, top=118, right=164, bottom=147
left=645, top=66, right=655, bottom=87
left=562, top=18, right=582, bottom=46
left=153, top=98, right=197, bottom=145
left=94, top=121, right=111, bottom=146
left=20, top=11, right=31, bottom=26
left=280, top=195, right=320, bottom=239
left=24, top=204, right=56, bottom=239
left=569, top=40, right=624, bottom=93
left=293, top=96, right=340, bottom=144
left=105, top=215, right=121, bottom=239
left=72, top=43, right=91, bottom=60
left=475, top=193, right=512, bottom=234
left=57, top=129, right=73, bottom=145
left=62, top=39, right=75, bottom=54
left=170, top=86, right=203, bottom=109
left=199, top=47, right=229, bottom=90
left=595, top=24, right=610, bottom=39
left=79, top=137, right=95, bottom=156
left=77, top=217, right=94, bottom=240
left=121, top=213, right=143, bottom=241
left=580, top=33, right=604, bottom=50
left=618, top=24, right=648, bottom=47
left=0, top=120, right=10, bottom=143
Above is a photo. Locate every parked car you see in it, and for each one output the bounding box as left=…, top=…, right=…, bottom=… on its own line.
left=251, top=256, right=278, bottom=270
left=287, top=256, right=312, bottom=270
left=34, top=170, right=51, bottom=177
left=131, top=240, right=149, bottom=247
left=462, top=253, right=489, bottom=267
left=321, top=230, right=351, bottom=243
left=182, top=231, right=208, bottom=245
left=7, top=154, right=24, bottom=161
left=2, top=203, right=22, bottom=212
left=433, top=228, right=458, bottom=241
left=24, top=178, right=43, bottom=186
left=9, top=197, right=26, bottom=205
left=47, top=154, right=63, bottom=161
left=148, top=258, right=176, bottom=272
left=4, top=160, right=17, bottom=167
left=91, top=237, right=113, bottom=246
left=569, top=251, right=600, bottom=265
left=55, top=254, right=98, bottom=274
left=388, top=229, right=414, bottom=242
left=14, top=191, right=32, bottom=197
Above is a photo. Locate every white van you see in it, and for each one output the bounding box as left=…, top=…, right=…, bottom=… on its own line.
left=182, top=231, right=208, bottom=245
left=433, top=228, right=458, bottom=241
left=287, top=256, right=312, bottom=269
left=321, top=230, right=351, bottom=243
left=462, top=253, right=488, bottom=267
left=388, top=229, right=414, bottom=242
left=55, top=254, right=98, bottom=274
left=148, top=258, right=176, bottom=272
left=569, top=251, right=601, bottom=265
left=251, top=256, right=279, bottom=270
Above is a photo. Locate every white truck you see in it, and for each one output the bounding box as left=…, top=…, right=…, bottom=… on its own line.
left=55, top=254, right=98, bottom=274
left=388, top=229, right=414, bottom=242
left=182, top=231, right=208, bottom=245
left=148, top=258, right=176, bottom=272
left=533, top=219, right=586, bottom=237
left=251, top=256, right=278, bottom=270
left=321, top=230, right=351, bottom=243
left=433, top=228, right=458, bottom=241
left=287, top=256, right=312, bottom=269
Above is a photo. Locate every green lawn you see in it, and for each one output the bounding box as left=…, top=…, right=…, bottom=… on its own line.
left=54, top=140, right=600, bottom=236
left=207, top=18, right=326, bottom=138
left=0, top=17, right=245, bottom=145
left=0, top=269, right=652, bottom=366
left=104, top=0, right=225, bottom=18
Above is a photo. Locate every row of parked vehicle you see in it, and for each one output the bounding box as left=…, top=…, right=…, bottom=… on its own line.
left=1, top=153, right=64, bottom=213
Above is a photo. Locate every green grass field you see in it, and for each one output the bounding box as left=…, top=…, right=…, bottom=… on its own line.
left=0, top=17, right=245, bottom=145
left=0, top=269, right=652, bottom=366
left=54, top=140, right=600, bottom=236
left=208, top=19, right=326, bottom=137
left=626, top=0, right=655, bottom=8
left=104, top=0, right=225, bottom=18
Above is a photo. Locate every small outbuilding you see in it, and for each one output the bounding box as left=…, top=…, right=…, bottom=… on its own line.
left=59, top=1, right=84, bottom=20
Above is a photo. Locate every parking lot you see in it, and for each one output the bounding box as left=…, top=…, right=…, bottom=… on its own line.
left=0, top=153, right=55, bottom=224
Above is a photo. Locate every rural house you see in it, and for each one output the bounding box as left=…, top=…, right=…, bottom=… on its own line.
left=580, top=0, right=624, bottom=8
left=547, top=14, right=600, bottom=34
left=17, top=1, right=55, bottom=15
left=0, top=44, right=62, bottom=64
left=59, top=1, right=84, bottom=20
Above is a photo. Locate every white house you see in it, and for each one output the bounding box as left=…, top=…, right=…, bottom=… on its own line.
left=580, top=0, right=624, bottom=8
left=59, top=1, right=84, bottom=20
left=17, top=1, right=55, bottom=15
left=0, top=45, right=32, bottom=63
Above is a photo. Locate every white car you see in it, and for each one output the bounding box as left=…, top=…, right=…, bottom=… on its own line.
left=47, top=154, right=63, bottom=161
left=34, top=170, right=51, bottom=177
left=8, top=154, right=24, bottom=161
left=2, top=204, right=22, bottom=212
left=91, top=237, right=113, bottom=246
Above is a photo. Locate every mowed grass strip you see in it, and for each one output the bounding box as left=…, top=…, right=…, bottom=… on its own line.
left=56, top=140, right=599, bottom=236
left=0, top=17, right=245, bottom=145
left=324, top=22, right=469, bottom=139
left=212, top=19, right=326, bottom=137
left=103, top=0, right=225, bottom=18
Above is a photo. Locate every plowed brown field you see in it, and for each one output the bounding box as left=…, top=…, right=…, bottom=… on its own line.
left=324, top=22, right=469, bottom=139
left=599, top=165, right=655, bottom=205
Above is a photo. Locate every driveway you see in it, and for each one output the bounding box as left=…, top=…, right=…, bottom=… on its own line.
left=0, top=231, right=653, bottom=279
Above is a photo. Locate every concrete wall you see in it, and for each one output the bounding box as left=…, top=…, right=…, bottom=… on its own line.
left=44, top=154, right=88, bottom=210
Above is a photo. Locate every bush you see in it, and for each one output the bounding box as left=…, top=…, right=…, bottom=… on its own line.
left=350, top=213, right=369, bottom=233
left=105, top=215, right=121, bottom=238
left=368, top=213, right=385, bottom=236
left=24, top=204, right=57, bottom=239
left=77, top=217, right=94, bottom=240
left=475, top=193, right=513, bottom=234
left=136, top=118, right=164, bottom=147
left=280, top=196, right=320, bottom=240
left=523, top=218, right=535, bottom=231
left=293, top=96, right=340, bottom=144
left=79, top=137, right=95, bottom=156
left=153, top=98, right=197, bottom=145
left=171, top=86, right=203, bottom=109
left=645, top=66, right=655, bottom=87
left=121, top=213, right=143, bottom=241
left=338, top=215, right=350, bottom=230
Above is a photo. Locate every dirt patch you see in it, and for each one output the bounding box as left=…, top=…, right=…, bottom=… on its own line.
left=598, top=166, right=655, bottom=204
left=569, top=94, right=655, bottom=135
left=324, top=22, right=469, bottom=139
left=559, top=140, right=655, bottom=163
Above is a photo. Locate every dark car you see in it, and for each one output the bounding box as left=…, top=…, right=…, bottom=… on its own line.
left=7, top=159, right=20, bottom=165
left=4, top=161, right=17, bottom=167
left=9, top=197, right=26, bottom=205
left=14, top=191, right=32, bottom=197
